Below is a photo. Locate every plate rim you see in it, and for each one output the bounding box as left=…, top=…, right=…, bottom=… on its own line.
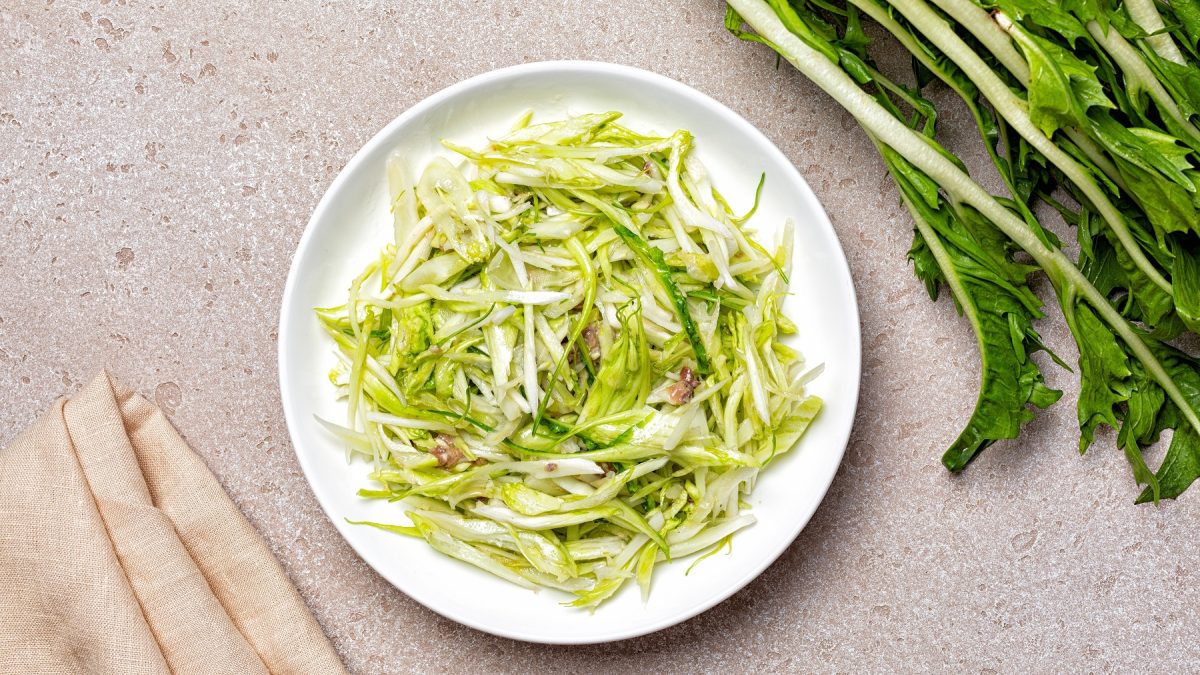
left=278, top=59, right=861, bottom=644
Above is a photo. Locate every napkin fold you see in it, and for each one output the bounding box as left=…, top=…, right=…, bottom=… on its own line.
left=0, top=371, right=347, bottom=674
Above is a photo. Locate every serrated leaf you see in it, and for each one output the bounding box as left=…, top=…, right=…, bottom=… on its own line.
left=1136, top=425, right=1200, bottom=503
left=1171, top=241, right=1200, bottom=332
left=908, top=229, right=943, bottom=301
left=1165, top=0, right=1200, bottom=55
left=1091, top=111, right=1193, bottom=186
left=995, top=0, right=1091, bottom=43
left=1134, top=344, right=1200, bottom=502
left=1140, top=47, right=1200, bottom=120
left=881, top=147, right=1062, bottom=472
left=1075, top=206, right=1174, bottom=329
left=1009, top=25, right=1115, bottom=137
left=1090, top=113, right=1200, bottom=238
left=1068, top=304, right=1134, bottom=451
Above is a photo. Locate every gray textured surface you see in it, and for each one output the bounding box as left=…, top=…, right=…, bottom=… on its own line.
left=2, top=1, right=1197, bottom=672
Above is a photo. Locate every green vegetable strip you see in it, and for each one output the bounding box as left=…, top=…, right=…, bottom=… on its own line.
left=574, top=189, right=713, bottom=375
left=533, top=237, right=596, bottom=429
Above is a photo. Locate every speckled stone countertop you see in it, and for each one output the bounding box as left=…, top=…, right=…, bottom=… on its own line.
left=3, top=1, right=1198, bottom=672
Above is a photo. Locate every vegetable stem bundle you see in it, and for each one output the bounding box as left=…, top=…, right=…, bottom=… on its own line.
left=725, top=0, right=1200, bottom=501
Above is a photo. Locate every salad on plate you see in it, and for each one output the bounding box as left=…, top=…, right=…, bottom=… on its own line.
left=316, top=111, right=823, bottom=608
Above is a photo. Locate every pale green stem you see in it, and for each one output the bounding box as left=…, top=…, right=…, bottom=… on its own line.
left=849, top=0, right=935, bottom=76
left=1064, top=128, right=1128, bottom=192
left=923, top=0, right=1029, bottom=82
left=925, top=0, right=1127, bottom=190
left=868, top=132, right=980, bottom=331
left=1125, top=0, right=1187, bottom=65
left=1088, top=20, right=1200, bottom=147
left=889, top=0, right=1171, bottom=293
left=850, top=0, right=1055, bottom=218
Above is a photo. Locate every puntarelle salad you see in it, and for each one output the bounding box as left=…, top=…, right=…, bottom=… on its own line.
left=316, top=111, right=823, bottom=608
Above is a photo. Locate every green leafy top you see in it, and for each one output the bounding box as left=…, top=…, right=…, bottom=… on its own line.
left=727, top=0, right=1200, bottom=502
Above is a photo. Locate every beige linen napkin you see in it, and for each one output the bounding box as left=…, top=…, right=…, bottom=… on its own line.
left=0, top=371, right=348, bottom=675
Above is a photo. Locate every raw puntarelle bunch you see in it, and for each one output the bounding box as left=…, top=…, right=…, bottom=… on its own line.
left=317, top=112, right=822, bottom=606
left=726, top=0, right=1200, bottom=501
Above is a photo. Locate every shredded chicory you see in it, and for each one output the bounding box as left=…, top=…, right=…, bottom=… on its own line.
left=317, top=111, right=822, bottom=607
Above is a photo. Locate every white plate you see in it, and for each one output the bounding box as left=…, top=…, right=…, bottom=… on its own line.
left=278, top=61, right=860, bottom=644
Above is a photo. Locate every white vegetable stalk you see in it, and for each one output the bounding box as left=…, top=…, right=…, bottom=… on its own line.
left=366, top=412, right=458, bottom=431
left=523, top=305, right=539, bottom=415
left=920, top=0, right=1028, bottom=81
left=921, top=0, right=1126, bottom=186
left=884, top=0, right=1171, bottom=293
left=1124, top=0, right=1186, bottom=65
